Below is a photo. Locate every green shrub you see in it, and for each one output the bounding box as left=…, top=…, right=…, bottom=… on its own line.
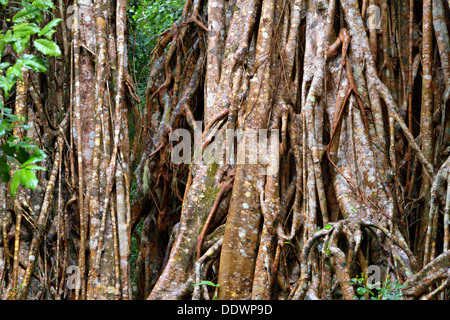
left=349, top=272, right=407, bottom=300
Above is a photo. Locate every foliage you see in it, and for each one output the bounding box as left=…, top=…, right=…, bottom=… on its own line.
left=127, top=0, right=184, bottom=90
left=0, top=0, right=61, bottom=196
left=130, top=217, right=143, bottom=289
left=126, top=0, right=184, bottom=284
left=194, top=280, right=220, bottom=288
left=350, top=273, right=407, bottom=300
left=194, top=281, right=220, bottom=300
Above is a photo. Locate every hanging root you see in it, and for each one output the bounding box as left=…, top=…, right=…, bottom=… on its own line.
left=193, top=237, right=223, bottom=300
left=290, top=217, right=414, bottom=300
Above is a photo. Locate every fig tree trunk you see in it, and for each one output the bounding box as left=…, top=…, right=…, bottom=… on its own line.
left=1, top=0, right=450, bottom=300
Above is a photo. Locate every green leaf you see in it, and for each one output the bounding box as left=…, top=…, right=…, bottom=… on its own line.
left=0, top=38, right=6, bottom=60
left=12, top=5, right=42, bottom=23
left=19, top=168, right=38, bottom=190
left=395, top=283, right=407, bottom=290
left=194, top=280, right=219, bottom=287
left=34, top=39, right=61, bottom=57
left=13, top=23, right=40, bottom=37
left=16, top=124, right=30, bottom=131
left=12, top=35, right=30, bottom=54
left=2, top=140, right=32, bottom=164
left=367, top=282, right=381, bottom=290
left=0, top=75, right=14, bottom=98
left=0, top=106, right=12, bottom=114
left=356, top=287, right=366, bottom=295
left=0, top=156, right=11, bottom=182
left=10, top=169, right=21, bottom=196
left=0, top=62, right=10, bottom=70
left=0, top=0, right=8, bottom=6
left=350, top=205, right=357, bottom=213
left=20, top=54, right=49, bottom=72
left=20, top=149, right=47, bottom=167
left=24, top=165, right=47, bottom=171
left=7, top=60, right=24, bottom=82
left=2, top=30, right=15, bottom=43
left=324, top=224, right=332, bottom=230
left=32, top=0, right=55, bottom=10
left=38, top=18, right=61, bottom=39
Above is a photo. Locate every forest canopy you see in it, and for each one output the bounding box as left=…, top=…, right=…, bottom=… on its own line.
left=0, top=0, right=449, bottom=301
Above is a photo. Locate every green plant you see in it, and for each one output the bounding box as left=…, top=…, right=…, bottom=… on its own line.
left=0, top=0, right=61, bottom=196
left=194, top=280, right=220, bottom=300
left=350, top=272, right=407, bottom=300
left=323, top=243, right=331, bottom=256
left=129, top=217, right=143, bottom=291
left=194, top=280, right=220, bottom=288
left=127, top=0, right=184, bottom=85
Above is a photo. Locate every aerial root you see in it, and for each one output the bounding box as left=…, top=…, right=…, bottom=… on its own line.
left=290, top=217, right=413, bottom=300
left=193, top=237, right=223, bottom=300
left=403, top=250, right=450, bottom=299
